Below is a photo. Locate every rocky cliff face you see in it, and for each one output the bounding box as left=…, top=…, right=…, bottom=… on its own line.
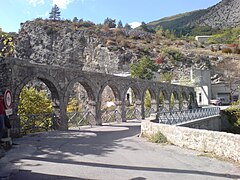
left=198, top=0, right=240, bottom=29
left=15, top=20, right=138, bottom=74
left=14, top=19, right=239, bottom=84
left=147, top=0, right=240, bottom=31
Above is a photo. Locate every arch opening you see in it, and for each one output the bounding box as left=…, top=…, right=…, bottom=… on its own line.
left=17, top=78, right=60, bottom=135
left=125, top=87, right=141, bottom=120
left=170, top=91, right=179, bottom=111
left=67, top=82, right=95, bottom=128
left=143, top=89, right=156, bottom=118
left=159, top=90, right=169, bottom=112
left=100, top=85, right=120, bottom=123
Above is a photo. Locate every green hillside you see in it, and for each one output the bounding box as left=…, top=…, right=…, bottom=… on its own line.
left=147, top=10, right=207, bottom=34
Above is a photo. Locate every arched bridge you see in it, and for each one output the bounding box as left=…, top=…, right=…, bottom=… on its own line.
left=0, top=58, right=196, bottom=136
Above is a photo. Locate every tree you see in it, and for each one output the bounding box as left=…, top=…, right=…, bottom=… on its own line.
left=18, top=87, right=53, bottom=134
left=49, top=4, right=61, bottom=21
left=103, top=17, right=116, bottom=28
left=131, top=56, right=159, bottom=80
left=0, top=30, right=15, bottom=57
left=144, top=90, right=151, bottom=108
left=73, top=17, right=78, bottom=23
left=225, top=101, right=240, bottom=134
left=117, top=20, right=123, bottom=28
left=124, top=23, right=132, bottom=30
left=160, top=72, right=173, bottom=83
left=140, top=21, right=148, bottom=32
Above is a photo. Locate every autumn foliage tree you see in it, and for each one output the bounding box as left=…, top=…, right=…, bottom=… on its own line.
left=18, top=87, right=53, bottom=134
left=0, top=29, right=15, bottom=57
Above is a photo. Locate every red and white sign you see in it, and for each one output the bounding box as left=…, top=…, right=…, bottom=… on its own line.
left=4, top=89, right=12, bottom=109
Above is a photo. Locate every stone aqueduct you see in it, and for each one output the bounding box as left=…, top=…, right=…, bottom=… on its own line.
left=0, top=58, right=196, bottom=136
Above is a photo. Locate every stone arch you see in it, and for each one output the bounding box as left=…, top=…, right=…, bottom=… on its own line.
left=98, top=80, right=121, bottom=101
left=171, top=90, right=180, bottom=111
left=180, top=91, right=188, bottom=110
left=13, top=73, right=63, bottom=133
left=142, top=88, right=157, bottom=118
left=123, top=83, right=142, bottom=120
left=66, top=77, right=96, bottom=103
left=98, top=80, right=122, bottom=123
left=188, top=91, right=196, bottom=109
left=66, top=77, right=97, bottom=125
left=158, top=89, right=169, bottom=111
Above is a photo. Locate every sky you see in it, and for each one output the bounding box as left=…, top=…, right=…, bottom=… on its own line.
left=0, top=0, right=222, bottom=33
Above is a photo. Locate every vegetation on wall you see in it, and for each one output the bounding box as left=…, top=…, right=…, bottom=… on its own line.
left=150, top=131, right=168, bottom=143
left=130, top=56, right=159, bottom=80
left=225, top=101, right=240, bottom=134
left=0, top=29, right=15, bottom=57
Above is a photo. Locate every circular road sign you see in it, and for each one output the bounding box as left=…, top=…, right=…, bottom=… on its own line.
left=4, top=90, right=12, bottom=109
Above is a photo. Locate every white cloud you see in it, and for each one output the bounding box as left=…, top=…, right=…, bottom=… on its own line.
left=52, top=0, right=73, bottom=9
left=129, top=22, right=141, bottom=29
left=27, top=0, right=45, bottom=7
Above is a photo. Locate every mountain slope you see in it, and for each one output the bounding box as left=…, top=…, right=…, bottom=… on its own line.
left=147, top=0, right=240, bottom=31
left=197, top=0, right=240, bottom=29
left=147, top=10, right=207, bottom=30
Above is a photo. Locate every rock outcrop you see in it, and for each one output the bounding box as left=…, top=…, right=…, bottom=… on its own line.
left=15, top=20, right=138, bottom=74
left=147, top=0, right=240, bottom=30
left=198, top=0, right=240, bottom=29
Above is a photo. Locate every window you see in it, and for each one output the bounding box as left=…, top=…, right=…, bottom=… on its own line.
left=199, top=93, right=202, bottom=103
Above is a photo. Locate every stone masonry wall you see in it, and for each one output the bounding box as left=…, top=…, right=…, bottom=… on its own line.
left=141, top=120, right=240, bottom=163
left=178, top=115, right=221, bottom=131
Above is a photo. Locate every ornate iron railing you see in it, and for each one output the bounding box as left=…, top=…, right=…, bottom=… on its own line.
left=157, top=107, right=221, bottom=125
left=145, top=107, right=155, bottom=118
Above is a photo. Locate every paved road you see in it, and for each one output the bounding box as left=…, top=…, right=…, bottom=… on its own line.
left=0, top=121, right=240, bottom=180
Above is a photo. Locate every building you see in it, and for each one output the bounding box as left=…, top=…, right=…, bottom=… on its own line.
left=211, top=82, right=240, bottom=104
left=191, top=69, right=212, bottom=107
left=195, top=36, right=212, bottom=43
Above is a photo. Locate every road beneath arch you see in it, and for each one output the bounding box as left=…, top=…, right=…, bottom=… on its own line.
left=0, top=121, right=240, bottom=180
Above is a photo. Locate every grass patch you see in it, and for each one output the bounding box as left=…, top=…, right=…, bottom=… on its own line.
left=150, top=131, right=168, bottom=144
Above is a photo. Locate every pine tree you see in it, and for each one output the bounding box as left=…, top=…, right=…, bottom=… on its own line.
left=73, top=17, right=78, bottom=23
left=103, top=18, right=116, bottom=28
left=117, top=20, right=123, bottom=28
left=49, top=4, right=61, bottom=21
left=124, top=23, right=132, bottom=30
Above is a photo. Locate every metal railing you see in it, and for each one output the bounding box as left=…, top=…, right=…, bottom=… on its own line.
left=145, top=107, right=155, bottom=118
left=157, top=107, right=221, bottom=125
left=19, top=113, right=59, bottom=134
left=126, top=106, right=141, bottom=120
left=67, top=110, right=96, bottom=129
left=101, top=109, right=121, bottom=123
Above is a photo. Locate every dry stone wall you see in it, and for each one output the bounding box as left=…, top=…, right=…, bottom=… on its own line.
left=141, top=120, right=240, bottom=163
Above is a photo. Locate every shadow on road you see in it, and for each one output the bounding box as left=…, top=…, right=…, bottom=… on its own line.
left=11, top=156, right=240, bottom=179
left=5, top=122, right=240, bottom=179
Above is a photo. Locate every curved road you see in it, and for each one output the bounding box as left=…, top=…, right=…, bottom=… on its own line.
left=0, top=121, right=240, bottom=180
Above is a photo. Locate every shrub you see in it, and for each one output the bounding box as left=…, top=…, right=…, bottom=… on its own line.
left=235, top=49, right=240, bottom=54
left=222, top=48, right=232, bottom=54
left=225, top=101, right=240, bottom=134
left=150, top=131, right=168, bottom=143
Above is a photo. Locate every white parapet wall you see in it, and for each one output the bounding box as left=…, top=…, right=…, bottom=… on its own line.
left=141, top=120, right=240, bottom=163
